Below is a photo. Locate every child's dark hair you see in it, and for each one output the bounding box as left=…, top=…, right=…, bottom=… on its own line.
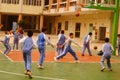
left=42, top=28, right=47, bottom=32
left=89, top=32, right=92, bottom=35
left=27, top=30, right=33, bottom=37
left=118, top=34, right=120, bottom=36
left=61, top=30, right=64, bottom=34
left=69, top=33, right=73, bottom=36
left=5, top=31, right=8, bottom=34
left=105, top=38, right=109, bottom=42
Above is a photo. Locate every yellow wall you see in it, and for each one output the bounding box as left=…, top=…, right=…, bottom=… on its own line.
left=1, top=4, right=42, bottom=15
left=45, top=11, right=112, bottom=41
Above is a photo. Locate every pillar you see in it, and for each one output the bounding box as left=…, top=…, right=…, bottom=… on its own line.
left=40, top=15, right=44, bottom=31
left=66, top=0, right=70, bottom=11
left=111, top=0, right=119, bottom=55
left=41, top=0, right=44, bottom=12
left=77, top=0, right=80, bottom=4
left=0, top=13, right=1, bottom=24
left=49, top=0, right=53, bottom=12
left=18, top=14, right=22, bottom=22
left=57, top=0, right=60, bottom=12
left=36, top=16, right=39, bottom=30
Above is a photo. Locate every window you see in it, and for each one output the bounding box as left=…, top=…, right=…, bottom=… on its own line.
left=75, top=23, right=81, bottom=38
left=23, top=0, right=41, bottom=6
left=45, top=0, right=49, bottom=5
left=53, top=0, right=57, bottom=3
left=65, top=21, right=68, bottom=30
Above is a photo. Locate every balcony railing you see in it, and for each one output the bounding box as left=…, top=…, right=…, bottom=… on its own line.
left=1, top=0, right=41, bottom=6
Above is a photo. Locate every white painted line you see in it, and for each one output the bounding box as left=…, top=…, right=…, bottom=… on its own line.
left=0, top=50, right=13, bottom=62
left=5, top=55, right=14, bottom=62
left=0, top=70, right=66, bottom=80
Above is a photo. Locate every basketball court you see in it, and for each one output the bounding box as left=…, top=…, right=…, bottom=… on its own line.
left=1, top=50, right=119, bottom=63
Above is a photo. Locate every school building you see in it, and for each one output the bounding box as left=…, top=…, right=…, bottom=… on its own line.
left=0, top=0, right=120, bottom=41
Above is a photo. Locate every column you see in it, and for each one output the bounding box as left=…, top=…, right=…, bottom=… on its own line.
left=0, top=13, right=1, bottom=24
left=77, top=0, right=80, bottom=4
left=66, top=0, right=70, bottom=11
left=36, top=16, right=39, bottom=30
left=40, top=15, right=44, bottom=31
left=101, top=0, right=104, bottom=3
left=56, top=0, right=60, bottom=12
left=41, top=0, right=44, bottom=12
left=49, top=0, right=53, bottom=12
left=18, top=14, right=22, bottom=22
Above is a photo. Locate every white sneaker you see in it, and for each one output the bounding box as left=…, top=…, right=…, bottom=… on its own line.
left=101, top=67, right=105, bottom=71
left=54, top=57, right=58, bottom=62
left=38, top=65, right=44, bottom=69
left=11, top=50, right=14, bottom=51
left=75, top=60, right=79, bottom=63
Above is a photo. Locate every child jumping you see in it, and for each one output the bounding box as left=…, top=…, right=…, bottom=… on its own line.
left=19, top=31, right=37, bottom=78
left=54, top=33, right=81, bottom=63
left=100, top=38, right=114, bottom=71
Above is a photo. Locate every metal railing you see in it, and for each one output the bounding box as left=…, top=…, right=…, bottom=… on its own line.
left=1, top=0, right=41, bottom=6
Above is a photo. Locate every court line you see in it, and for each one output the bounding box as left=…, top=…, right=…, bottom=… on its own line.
left=0, top=70, right=66, bottom=80
left=0, top=50, right=13, bottom=62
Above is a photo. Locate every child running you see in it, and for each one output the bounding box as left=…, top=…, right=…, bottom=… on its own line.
left=19, top=30, right=37, bottom=78
left=56, top=30, right=67, bottom=56
left=37, top=28, right=54, bottom=69
left=3, top=31, right=13, bottom=55
left=100, top=38, right=114, bottom=71
left=117, top=34, right=120, bottom=55
left=54, top=33, right=81, bottom=62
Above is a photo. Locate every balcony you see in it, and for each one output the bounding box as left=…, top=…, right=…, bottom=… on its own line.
left=43, top=0, right=116, bottom=15
left=0, top=0, right=42, bottom=15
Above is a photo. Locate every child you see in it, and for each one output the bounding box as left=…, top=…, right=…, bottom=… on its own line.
left=82, top=32, right=92, bottom=56
left=100, top=38, right=114, bottom=71
left=12, top=30, right=20, bottom=51
left=3, top=31, right=13, bottom=55
left=54, top=33, right=81, bottom=62
left=19, top=31, right=37, bottom=78
left=37, top=28, right=54, bottom=69
left=117, top=34, right=120, bottom=55
left=56, top=30, right=67, bottom=56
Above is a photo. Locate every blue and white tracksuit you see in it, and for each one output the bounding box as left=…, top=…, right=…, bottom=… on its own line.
left=4, top=35, right=12, bottom=54
left=57, top=34, right=66, bottom=55
left=56, top=38, right=79, bottom=61
left=82, top=34, right=92, bottom=55
left=117, top=38, right=120, bottom=54
left=20, top=37, right=37, bottom=71
left=37, top=32, right=53, bottom=65
left=101, top=43, right=114, bottom=69
left=13, top=32, right=19, bottom=50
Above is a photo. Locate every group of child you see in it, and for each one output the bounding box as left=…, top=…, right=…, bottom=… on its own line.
left=0, top=27, right=24, bottom=55
left=0, top=27, right=120, bottom=78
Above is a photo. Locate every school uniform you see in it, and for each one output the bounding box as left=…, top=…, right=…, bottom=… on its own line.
left=37, top=32, right=53, bottom=65
left=82, top=34, right=92, bottom=56
left=13, top=32, right=19, bottom=50
left=57, top=34, right=66, bottom=55
left=117, top=38, right=120, bottom=54
left=4, top=34, right=12, bottom=54
left=20, top=37, right=37, bottom=71
left=56, top=38, right=79, bottom=61
left=101, top=43, right=114, bottom=69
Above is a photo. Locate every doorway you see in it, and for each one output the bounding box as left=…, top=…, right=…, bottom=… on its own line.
left=99, top=27, right=106, bottom=40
